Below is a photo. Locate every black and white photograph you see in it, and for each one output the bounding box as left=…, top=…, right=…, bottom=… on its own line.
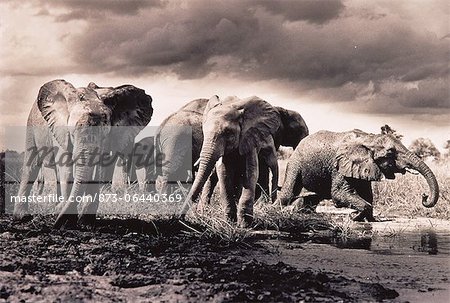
left=0, top=0, right=449, bottom=302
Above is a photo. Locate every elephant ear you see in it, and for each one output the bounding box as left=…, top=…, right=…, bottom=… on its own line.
left=275, top=106, right=309, bottom=148
left=101, top=85, right=153, bottom=127
left=202, top=95, right=222, bottom=124
left=100, top=85, right=153, bottom=151
left=237, top=97, right=281, bottom=155
left=335, top=143, right=382, bottom=181
left=204, top=95, right=221, bottom=112
left=37, top=79, right=77, bottom=148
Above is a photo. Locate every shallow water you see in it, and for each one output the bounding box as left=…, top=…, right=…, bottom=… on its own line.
left=257, top=218, right=450, bottom=303
left=298, top=218, right=450, bottom=256
left=327, top=229, right=450, bottom=256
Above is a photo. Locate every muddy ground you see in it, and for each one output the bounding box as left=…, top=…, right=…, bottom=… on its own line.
left=0, top=215, right=448, bottom=302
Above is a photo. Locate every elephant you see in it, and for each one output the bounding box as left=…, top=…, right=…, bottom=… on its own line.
left=183, top=95, right=281, bottom=227
left=153, top=98, right=308, bottom=204
left=256, top=106, right=309, bottom=201
left=30, top=82, right=151, bottom=193
left=130, top=136, right=156, bottom=191
left=199, top=105, right=308, bottom=204
left=154, top=98, right=208, bottom=195
left=13, top=79, right=153, bottom=228
left=275, top=130, right=440, bottom=221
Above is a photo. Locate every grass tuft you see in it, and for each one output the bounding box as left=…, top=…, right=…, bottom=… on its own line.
left=373, top=161, right=450, bottom=220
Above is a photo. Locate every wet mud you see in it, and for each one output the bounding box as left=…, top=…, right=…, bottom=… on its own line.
left=0, top=215, right=409, bottom=302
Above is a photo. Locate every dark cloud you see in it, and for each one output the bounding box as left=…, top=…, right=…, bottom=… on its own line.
left=54, top=0, right=165, bottom=21
left=399, top=79, right=450, bottom=109
left=3, top=0, right=449, bottom=116
left=256, top=0, right=344, bottom=23
left=8, top=0, right=164, bottom=20
left=59, top=0, right=449, bottom=115
left=69, top=1, right=261, bottom=77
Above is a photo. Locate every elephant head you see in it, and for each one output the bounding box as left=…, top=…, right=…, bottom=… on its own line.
left=335, top=131, right=439, bottom=208
left=184, top=95, right=280, bottom=212
left=253, top=106, right=309, bottom=201
left=36, top=79, right=153, bottom=227
left=275, top=107, right=309, bottom=148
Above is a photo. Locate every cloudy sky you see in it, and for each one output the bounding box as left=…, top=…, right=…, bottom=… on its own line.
left=1, top=0, right=449, bottom=151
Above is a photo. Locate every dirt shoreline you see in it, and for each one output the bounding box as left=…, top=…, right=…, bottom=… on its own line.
left=254, top=239, right=449, bottom=303
left=0, top=215, right=448, bottom=302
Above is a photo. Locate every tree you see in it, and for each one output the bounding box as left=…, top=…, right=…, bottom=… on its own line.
left=380, top=124, right=403, bottom=140
left=0, top=152, right=4, bottom=213
left=443, top=140, right=450, bottom=159
left=409, top=138, right=441, bottom=160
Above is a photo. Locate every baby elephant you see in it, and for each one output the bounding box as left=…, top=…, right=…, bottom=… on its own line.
left=276, top=130, right=439, bottom=221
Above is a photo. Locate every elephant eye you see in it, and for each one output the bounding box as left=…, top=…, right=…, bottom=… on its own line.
left=79, top=93, right=85, bottom=100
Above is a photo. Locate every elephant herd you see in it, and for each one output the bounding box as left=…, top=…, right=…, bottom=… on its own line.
left=12, top=79, right=440, bottom=228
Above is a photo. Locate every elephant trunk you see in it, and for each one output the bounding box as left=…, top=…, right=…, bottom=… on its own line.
left=71, top=146, right=95, bottom=197
left=181, top=141, right=221, bottom=215
left=404, top=151, right=439, bottom=208
left=54, top=144, right=95, bottom=228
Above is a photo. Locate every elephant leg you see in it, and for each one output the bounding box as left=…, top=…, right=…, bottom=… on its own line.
left=58, top=164, right=73, bottom=203
left=36, top=169, right=45, bottom=195
left=112, top=157, right=128, bottom=190
left=102, top=153, right=116, bottom=187
left=78, top=164, right=104, bottom=226
left=155, top=175, right=168, bottom=194
left=142, top=165, right=155, bottom=192
left=54, top=167, right=62, bottom=198
left=276, top=160, right=302, bottom=206
left=237, top=150, right=258, bottom=228
left=255, top=160, right=269, bottom=201
left=354, top=181, right=376, bottom=222
left=128, top=162, right=138, bottom=185
left=216, top=158, right=237, bottom=222
left=14, top=154, right=40, bottom=220
left=78, top=183, right=100, bottom=227
left=264, top=145, right=279, bottom=202
left=55, top=168, right=78, bottom=229
left=200, top=168, right=218, bottom=205
left=331, top=176, right=373, bottom=222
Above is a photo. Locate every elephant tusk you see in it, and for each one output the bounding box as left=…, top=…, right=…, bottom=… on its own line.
left=405, top=167, right=420, bottom=175
left=193, top=158, right=200, bottom=167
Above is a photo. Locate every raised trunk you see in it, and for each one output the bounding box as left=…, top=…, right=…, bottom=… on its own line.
left=54, top=146, right=94, bottom=228
left=405, top=151, right=439, bottom=208
left=180, top=142, right=221, bottom=215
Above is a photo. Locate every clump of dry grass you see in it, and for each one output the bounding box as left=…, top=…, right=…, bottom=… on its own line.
left=185, top=204, right=252, bottom=244
left=253, top=199, right=331, bottom=233
left=183, top=193, right=333, bottom=243
left=373, top=160, right=449, bottom=220
left=11, top=159, right=449, bottom=243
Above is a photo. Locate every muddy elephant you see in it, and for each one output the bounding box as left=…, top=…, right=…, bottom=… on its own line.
left=154, top=98, right=308, bottom=202
left=200, top=105, right=308, bottom=204
left=14, top=79, right=153, bottom=228
left=276, top=130, right=440, bottom=221
left=33, top=83, right=147, bottom=193
left=183, top=96, right=281, bottom=227
left=130, top=136, right=156, bottom=191
left=154, top=98, right=208, bottom=194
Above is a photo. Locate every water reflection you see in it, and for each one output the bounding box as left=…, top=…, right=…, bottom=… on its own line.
left=414, top=231, right=438, bottom=255
left=293, top=227, right=449, bottom=256
left=335, top=237, right=372, bottom=250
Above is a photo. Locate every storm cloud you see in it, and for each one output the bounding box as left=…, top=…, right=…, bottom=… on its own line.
left=2, top=0, right=449, bottom=116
